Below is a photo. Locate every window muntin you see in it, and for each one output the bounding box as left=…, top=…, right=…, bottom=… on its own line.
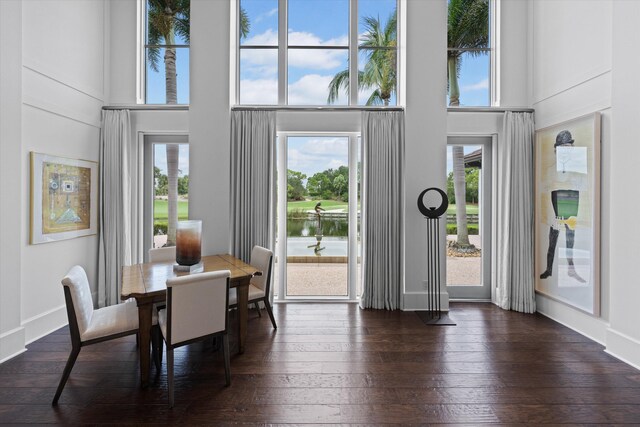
left=144, top=0, right=190, bottom=105
left=447, top=0, right=491, bottom=107
left=237, top=0, right=399, bottom=106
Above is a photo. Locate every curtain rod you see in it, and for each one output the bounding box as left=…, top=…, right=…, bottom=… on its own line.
left=231, top=105, right=405, bottom=112
left=101, top=105, right=533, bottom=113
left=448, top=107, right=534, bottom=113
left=101, top=105, right=189, bottom=111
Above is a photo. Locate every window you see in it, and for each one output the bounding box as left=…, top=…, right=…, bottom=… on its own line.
left=142, top=0, right=190, bottom=104
left=447, top=0, right=492, bottom=107
left=143, top=136, right=189, bottom=258
left=238, top=0, right=399, bottom=106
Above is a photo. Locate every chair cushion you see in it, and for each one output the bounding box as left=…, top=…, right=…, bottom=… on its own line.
left=80, top=300, right=139, bottom=342
left=228, top=284, right=265, bottom=306
left=62, top=265, right=95, bottom=337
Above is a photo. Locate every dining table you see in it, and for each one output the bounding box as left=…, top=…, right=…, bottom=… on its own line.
left=121, top=253, right=258, bottom=388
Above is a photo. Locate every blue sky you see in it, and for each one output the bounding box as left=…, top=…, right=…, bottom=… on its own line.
left=146, top=1, right=489, bottom=107
left=154, top=144, right=190, bottom=175
left=287, top=136, right=349, bottom=179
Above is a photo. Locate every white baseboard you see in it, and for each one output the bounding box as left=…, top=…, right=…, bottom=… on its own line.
left=403, top=291, right=450, bottom=311
left=22, top=304, right=67, bottom=345
left=605, top=328, right=640, bottom=370
left=0, top=326, right=26, bottom=364
left=535, top=294, right=607, bottom=345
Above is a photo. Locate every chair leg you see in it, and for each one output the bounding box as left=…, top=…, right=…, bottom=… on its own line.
left=151, top=326, right=162, bottom=372
left=222, top=334, right=231, bottom=387
left=264, top=298, right=277, bottom=330
left=52, top=346, right=81, bottom=405
left=254, top=301, right=262, bottom=317
left=167, top=348, right=174, bottom=408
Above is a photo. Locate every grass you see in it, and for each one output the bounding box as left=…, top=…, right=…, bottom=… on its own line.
left=154, top=199, right=189, bottom=222
left=287, top=200, right=349, bottom=213
left=447, top=204, right=479, bottom=215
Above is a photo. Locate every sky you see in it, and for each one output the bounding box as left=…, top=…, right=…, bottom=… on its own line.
left=154, top=144, right=190, bottom=175
left=146, top=0, right=489, bottom=107
left=287, top=136, right=349, bottom=179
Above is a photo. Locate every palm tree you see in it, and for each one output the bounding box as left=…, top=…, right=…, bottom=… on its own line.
left=327, top=10, right=397, bottom=105
left=147, top=2, right=248, bottom=246
left=448, top=0, right=488, bottom=247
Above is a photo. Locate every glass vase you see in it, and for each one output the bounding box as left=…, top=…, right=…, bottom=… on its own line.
left=176, top=220, right=202, bottom=266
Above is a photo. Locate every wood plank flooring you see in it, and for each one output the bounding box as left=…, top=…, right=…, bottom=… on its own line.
left=1, top=302, right=639, bottom=425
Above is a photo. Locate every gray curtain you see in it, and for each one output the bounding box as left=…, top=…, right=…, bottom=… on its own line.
left=360, top=111, right=405, bottom=310
left=229, top=110, right=276, bottom=263
left=97, top=109, right=142, bottom=307
left=495, top=111, right=536, bottom=313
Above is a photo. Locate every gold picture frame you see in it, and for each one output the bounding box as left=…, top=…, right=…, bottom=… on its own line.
left=30, top=152, right=98, bottom=244
left=534, top=113, right=601, bottom=316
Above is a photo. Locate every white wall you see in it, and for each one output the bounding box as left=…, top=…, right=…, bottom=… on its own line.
left=0, top=0, right=26, bottom=363
left=0, top=0, right=108, bottom=361
left=608, top=0, right=640, bottom=368
left=528, top=0, right=638, bottom=366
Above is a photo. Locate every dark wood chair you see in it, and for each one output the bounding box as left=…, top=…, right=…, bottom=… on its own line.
left=52, top=265, right=160, bottom=405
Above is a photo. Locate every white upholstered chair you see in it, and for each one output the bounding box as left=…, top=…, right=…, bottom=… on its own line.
left=229, top=246, right=277, bottom=329
left=157, top=270, right=231, bottom=408
left=149, top=246, right=176, bottom=263
left=52, top=265, right=141, bottom=405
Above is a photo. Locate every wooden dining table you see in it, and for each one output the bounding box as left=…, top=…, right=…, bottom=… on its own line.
left=121, top=254, right=258, bottom=388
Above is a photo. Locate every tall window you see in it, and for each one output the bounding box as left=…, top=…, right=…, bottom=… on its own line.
left=447, top=0, right=491, bottom=107
left=238, top=0, right=399, bottom=106
left=143, top=0, right=190, bottom=104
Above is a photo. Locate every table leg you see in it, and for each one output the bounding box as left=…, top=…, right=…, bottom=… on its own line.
left=237, top=282, right=249, bottom=354
left=137, top=300, right=153, bottom=388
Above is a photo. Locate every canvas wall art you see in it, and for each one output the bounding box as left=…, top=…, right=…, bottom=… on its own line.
left=30, top=152, right=98, bottom=244
left=534, top=113, right=601, bottom=315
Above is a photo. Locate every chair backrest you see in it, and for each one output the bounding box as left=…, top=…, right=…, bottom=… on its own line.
left=250, top=246, right=273, bottom=294
left=61, top=265, right=94, bottom=341
left=165, top=270, right=230, bottom=346
left=149, top=246, right=176, bottom=263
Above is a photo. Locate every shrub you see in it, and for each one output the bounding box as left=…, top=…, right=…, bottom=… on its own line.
left=446, top=224, right=479, bottom=235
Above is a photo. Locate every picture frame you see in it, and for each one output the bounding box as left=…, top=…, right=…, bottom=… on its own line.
left=30, top=152, right=98, bottom=244
left=534, top=112, right=601, bottom=316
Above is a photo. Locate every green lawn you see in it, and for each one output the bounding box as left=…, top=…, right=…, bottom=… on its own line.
left=154, top=199, right=189, bottom=222
left=447, top=204, right=479, bottom=215
left=287, top=200, right=349, bottom=212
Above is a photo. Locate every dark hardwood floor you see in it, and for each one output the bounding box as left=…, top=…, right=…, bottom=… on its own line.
left=1, top=302, right=639, bottom=425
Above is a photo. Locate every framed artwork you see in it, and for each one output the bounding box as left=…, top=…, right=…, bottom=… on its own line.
left=30, top=152, right=98, bottom=244
left=534, top=112, right=601, bottom=316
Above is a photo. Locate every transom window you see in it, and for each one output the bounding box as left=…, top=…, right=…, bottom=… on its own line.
left=238, top=0, right=399, bottom=106
left=447, top=0, right=492, bottom=107
left=142, top=0, right=190, bottom=105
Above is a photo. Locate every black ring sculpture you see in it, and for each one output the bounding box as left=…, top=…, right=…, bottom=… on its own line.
left=417, top=187, right=449, bottom=218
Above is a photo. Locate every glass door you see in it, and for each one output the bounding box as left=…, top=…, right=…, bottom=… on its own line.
left=446, top=136, right=492, bottom=299
left=276, top=134, right=360, bottom=300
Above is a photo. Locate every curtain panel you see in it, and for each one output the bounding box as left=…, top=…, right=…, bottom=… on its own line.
left=495, top=111, right=536, bottom=313
left=360, top=111, right=405, bottom=310
left=229, top=110, right=276, bottom=264
left=97, top=109, right=142, bottom=307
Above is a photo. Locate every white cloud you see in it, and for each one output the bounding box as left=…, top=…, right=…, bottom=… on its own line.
left=288, top=137, right=349, bottom=177
left=254, top=7, right=278, bottom=23
left=462, top=78, right=489, bottom=91
left=288, top=74, right=340, bottom=105
left=243, top=29, right=348, bottom=71
left=239, top=78, right=278, bottom=104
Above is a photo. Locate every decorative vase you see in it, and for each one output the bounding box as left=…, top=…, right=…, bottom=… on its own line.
left=176, top=220, right=202, bottom=266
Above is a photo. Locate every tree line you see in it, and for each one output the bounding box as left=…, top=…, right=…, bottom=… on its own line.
left=446, top=168, right=479, bottom=204
left=288, top=166, right=349, bottom=201
left=154, top=166, right=189, bottom=197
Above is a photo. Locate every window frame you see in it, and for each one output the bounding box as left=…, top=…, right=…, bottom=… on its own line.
left=138, top=0, right=191, bottom=105
left=236, top=0, right=401, bottom=106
